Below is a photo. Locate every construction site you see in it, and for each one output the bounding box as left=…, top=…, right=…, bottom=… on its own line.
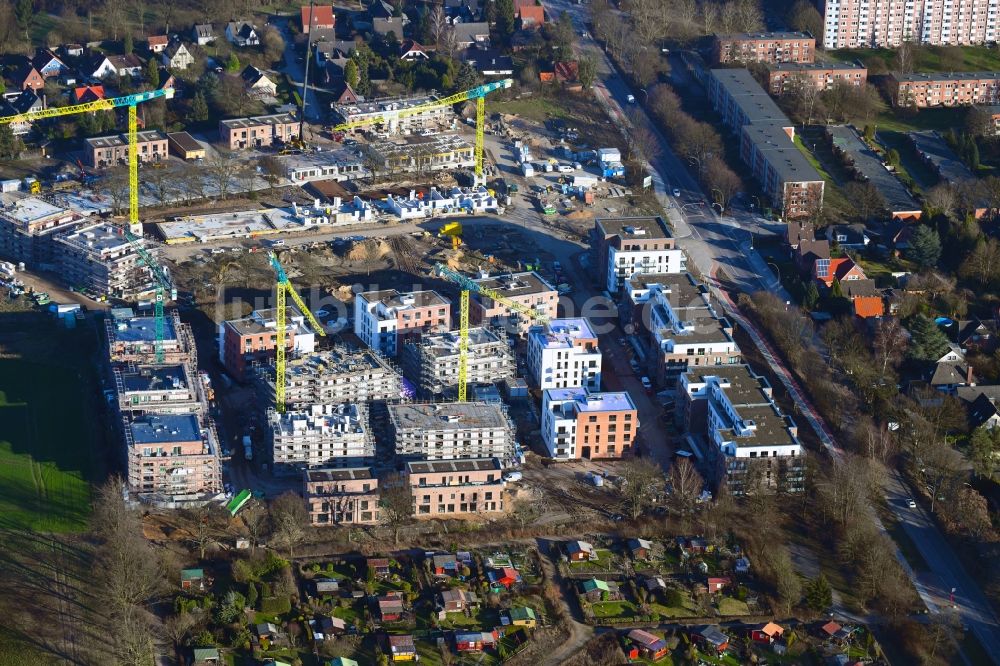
left=400, top=326, right=514, bottom=399
left=267, top=402, right=373, bottom=474
left=388, top=401, right=517, bottom=463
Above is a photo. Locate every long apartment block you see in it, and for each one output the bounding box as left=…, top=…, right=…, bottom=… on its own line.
left=822, top=0, right=1000, bottom=48
left=541, top=388, right=638, bottom=460
left=470, top=271, right=559, bottom=335
left=709, top=68, right=824, bottom=219
left=889, top=71, right=1000, bottom=108
left=527, top=318, right=602, bottom=391
left=304, top=467, right=381, bottom=526
left=406, top=458, right=506, bottom=518
left=767, top=61, right=867, bottom=95
left=401, top=327, right=513, bottom=399
left=256, top=346, right=402, bottom=409
left=593, top=216, right=685, bottom=294
left=713, top=31, right=815, bottom=65
left=124, top=413, right=222, bottom=499
left=678, top=365, right=805, bottom=496
left=389, top=402, right=514, bottom=461
left=354, top=288, right=451, bottom=356
left=269, top=403, right=373, bottom=473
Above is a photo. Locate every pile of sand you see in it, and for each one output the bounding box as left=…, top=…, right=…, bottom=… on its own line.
left=346, top=239, right=391, bottom=261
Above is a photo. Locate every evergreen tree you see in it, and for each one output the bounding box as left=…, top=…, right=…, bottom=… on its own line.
left=495, top=0, right=516, bottom=41
left=830, top=278, right=844, bottom=298
left=0, top=78, right=6, bottom=95
left=226, top=53, right=241, bottom=73
left=969, top=138, right=981, bottom=170
left=344, top=59, right=359, bottom=88
left=188, top=91, right=209, bottom=122
left=803, top=281, right=819, bottom=310
left=804, top=574, right=833, bottom=611
left=123, top=32, right=134, bottom=55
left=0, top=125, right=23, bottom=160
left=907, top=224, right=942, bottom=268
left=907, top=313, right=950, bottom=361
left=14, top=0, right=32, bottom=36
left=146, top=59, right=160, bottom=88
left=969, top=425, right=1000, bottom=480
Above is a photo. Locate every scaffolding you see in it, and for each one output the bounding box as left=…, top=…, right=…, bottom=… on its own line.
left=267, top=403, right=374, bottom=474
left=401, top=326, right=513, bottom=398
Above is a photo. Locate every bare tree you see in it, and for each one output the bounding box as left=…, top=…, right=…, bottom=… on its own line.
left=617, top=458, right=663, bottom=520
left=101, top=168, right=132, bottom=216
left=666, top=457, right=703, bottom=522
left=704, top=156, right=742, bottom=211
left=895, top=40, right=916, bottom=74
left=259, top=155, right=285, bottom=191
left=380, top=473, right=414, bottom=545
left=186, top=504, right=227, bottom=560
left=114, top=606, right=156, bottom=666
left=206, top=151, right=239, bottom=200
left=429, top=4, right=448, bottom=46
left=270, top=491, right=310, bottom=558
left=240, top=501, right=269, bottom=549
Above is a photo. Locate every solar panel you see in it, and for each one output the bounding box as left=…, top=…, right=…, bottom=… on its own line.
left=816, top=258, right=830, bottom=278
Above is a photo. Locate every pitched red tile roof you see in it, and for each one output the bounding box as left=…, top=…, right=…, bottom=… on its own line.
left=148, top=35, right=168, bottom=47
left=518, top=5, right=545, bottom=24
left=302, top=5, right=335, bottom=28
left=852, top=295, right=884, bottom=319
left=74, top=85, right=106, bottom=102
left=554, top=61, right=578, bottom=82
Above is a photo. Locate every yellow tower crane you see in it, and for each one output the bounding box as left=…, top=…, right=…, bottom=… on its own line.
left=268, top=251, right=327, bottom=412
left=331, top=79, right=512, bottom=181
left=435, top=263, right=549, bottom=402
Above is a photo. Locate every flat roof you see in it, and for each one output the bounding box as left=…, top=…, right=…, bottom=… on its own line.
left=684, top=364, right=772, bottom=406
left=366, top=133, right=473, bottom=157
left=120, top=364, right=189, bottom=392
left=721, top=403, right=797, bottom=448
left=305, top=467, right=375, bottom=482
left=286, top=347, right=395, bottom=378
left=84, top=130, right=166, bottom=148
left=546, top=387, right=636, bottom=411
left=596, top=216, right=671, bottom=239
left=710, top=68, right=790, bottom=126
left=57, top=223, right=134, bottom=252
left=0, top=197, right=68, bottom=224
left=111, top=314, right=177, bottom=343
left=390, top=401, right=508, bottom=431
left=419, top=327, right=503, bottom=355
left=533, top=318, right=597, bottom=348
left=473, top=271, right=555, bottom=297
left=656, top=311, right=732, bottom=344
left=225, top=306, right=305, bottom=337
left=909, top=130, right=975, bottom=183
left=129, top=413, right=200, bottom=444
left=335, top=92, right=438, bottom=116
left=362, top=288, right=450, bottom=310
left=741, top=123, right=824, bottom=183
left=827, top=125, right=920, bottom=213
left=892, top=70, right=1000, bottom=83
left=219, top=113, right=297, bottom=129
left=642, top=275, right=707, bottom=306
left=406, top=457, right=501, bottom=474
left=717, top=31, right=813, bottom=40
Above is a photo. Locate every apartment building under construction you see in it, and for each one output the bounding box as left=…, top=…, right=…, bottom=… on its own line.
left=255, top=346, right=403, bottom=409
left=401, top=327, right=514, bottom=399
left=268, top=403, right=374, bottom=473
left=389, top=401, right=516, bottom=462
left=54, top=223, right=159, bottom=300
left=106, top=308, right=196, bottom=366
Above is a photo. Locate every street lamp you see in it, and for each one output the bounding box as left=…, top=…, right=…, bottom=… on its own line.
left=639, top=87, right=649, bottom=104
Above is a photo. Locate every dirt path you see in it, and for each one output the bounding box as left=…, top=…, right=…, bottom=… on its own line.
left=535, top=541, right=593, bottom=666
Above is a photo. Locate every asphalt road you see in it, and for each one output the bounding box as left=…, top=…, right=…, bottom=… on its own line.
left=540, top=0, right=1000, bottom=659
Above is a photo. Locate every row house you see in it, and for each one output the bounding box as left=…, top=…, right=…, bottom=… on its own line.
left=219, top=113, right=300, bottom=150
left=304, top=467, right=380, bottom=526
left=84, top=130, right=168, bottom=167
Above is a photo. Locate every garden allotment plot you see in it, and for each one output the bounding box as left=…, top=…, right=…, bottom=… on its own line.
left=0, top=360, right=95, bottom=532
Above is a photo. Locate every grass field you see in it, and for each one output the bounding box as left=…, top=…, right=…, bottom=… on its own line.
left=829, top=44, right=1000, bottom=73
left=0, top=359, right=96, bottom=532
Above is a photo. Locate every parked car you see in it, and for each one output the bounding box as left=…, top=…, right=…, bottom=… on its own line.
left=629, top=359, right=641, bottom=373
left=672, top=188, right=681, bottom=197
left=907, top=498, right=917, bottom=508
left=503, top=471, right=523, bottom=482
left=641, top=376, right=652, bottom=393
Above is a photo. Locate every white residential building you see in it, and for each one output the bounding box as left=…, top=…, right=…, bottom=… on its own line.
left=354, top=289, right=451, bottom=356
left=593, top=217, right=686, bottom=294
left=389, top=402, right=515, bottom=461
left=269, top=403, right=372, bottom=473
left=527, top=318, right=602, bottom=391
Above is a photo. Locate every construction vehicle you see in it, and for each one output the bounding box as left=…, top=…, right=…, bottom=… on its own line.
left=438, top=221, right=463, bottom=249
left=267, top=251, right=327, bottom=412
left=434, top=263, right=549, bottom=402
left=0, top=88, right=176, bottom=358
left=330, top=79, right=512, bottom=183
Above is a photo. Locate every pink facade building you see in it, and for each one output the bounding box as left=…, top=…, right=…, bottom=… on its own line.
left=126, top=413, right=222, bottom=498
left=713, top=32, right=815, bottom=64
left=304, top=467, right=380, bottom=526
left=889, top=71, right=1000, bottom=107
left=822, top=0, right=1000, bottom=48
left=767, top=61, right=868, bottom=95
left=406, top=458, right=506, bottom=518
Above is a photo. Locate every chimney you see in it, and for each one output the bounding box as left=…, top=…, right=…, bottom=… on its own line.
left=967, top=364, right=976, bottom=386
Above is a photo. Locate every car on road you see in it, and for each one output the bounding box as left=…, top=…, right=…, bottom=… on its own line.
left=629, top=359, right=641, bottom=373
left=269, top=239, right=286, bottom=247
left=626, top=94, right=636, bottom=103
left=672, top=188, right=681, bottom=197
left=316, top=308, right=330, bottom=318
left=557, top=164, right=574, bottom=173
left=503, top=471, right=523, bottom=482
left=907, top=498, right=917, bottom=508
left=641, top=376, right=652, bottom=393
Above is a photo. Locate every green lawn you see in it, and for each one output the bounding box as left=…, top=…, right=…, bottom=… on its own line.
left=828, top=44, right=1000, bottom=72
left=0, top=360, right=97, bottom=532
left=590, top=600, right=637, bottom=618
left=490, top=98, right=574, bottom=122
left=649, top=589, right=700, bottom=618
left=717, top=597, right=750, bottom=616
